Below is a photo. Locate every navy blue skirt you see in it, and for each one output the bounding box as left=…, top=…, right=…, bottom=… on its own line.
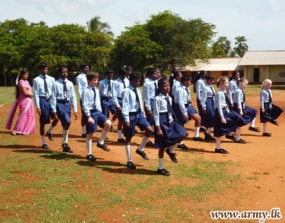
left=260, top=103, right=283, bottom=123
left=154, top=113, right=188, bottom=149
left=173, top=102, right=197, bottom=124
left=56, top=100, right=71, bottom=126
left=196, top=98, right=204, bottom=116
left=214, top=108, right=246, bottom=137
left=200, top=98, right=215, bottom=128
left=233, top=103, right=258, bottom=125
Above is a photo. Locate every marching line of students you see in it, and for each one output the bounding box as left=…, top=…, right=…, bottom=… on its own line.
left=6, top=63, right=283, bottom=176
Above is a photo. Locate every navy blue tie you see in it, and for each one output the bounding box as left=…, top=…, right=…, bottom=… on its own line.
left=63, top=80, right=67, bottom=99
left=43, top=76, right=49, bottom=98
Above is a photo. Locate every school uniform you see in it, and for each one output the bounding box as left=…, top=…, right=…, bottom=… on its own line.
left=51, top=78, right=77, bottom=126
left=82, top=86, right=108, bottom=133
left=33, top=74, right=55, bottom=124
left=200, top=83, right=215, bottom=128
left=99, top=78, right=116, bottom=118
left=112, top=77, right=129, bottom=121
left=233, top=86, right=257, bottom=125
left=171, top=79, right=180, bottom=98
left=214, top=89, right=245, bottom=137
left=227, top=79, right=238, bottom=106
left=153, top=93, right=188, bottom=149
left=260, top=88, right=283, bottom=123
left=143, top=77, right=158, bottom=124
left=122, top=85, right=150, bottom=138
left=75, top=72, right=88, bottom=109
left=173, top=83, right=198, bottom=124
left=195, top=78, right=205, bottom=116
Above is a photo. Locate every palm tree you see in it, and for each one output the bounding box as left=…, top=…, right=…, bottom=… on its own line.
left=216, top=36, right=231, bottom=55
left=234, top=36, right=248, bottom=57
left=87, top=16, right=114, bottom=37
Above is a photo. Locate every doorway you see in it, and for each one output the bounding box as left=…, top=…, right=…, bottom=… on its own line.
left=253, top=68, right=260, bottom=82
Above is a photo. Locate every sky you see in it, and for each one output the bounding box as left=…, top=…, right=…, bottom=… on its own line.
left=1, top=0, right=284, bottom=51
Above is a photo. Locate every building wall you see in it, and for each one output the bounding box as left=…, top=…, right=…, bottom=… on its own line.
left=244, top=65, right=285, bottom=83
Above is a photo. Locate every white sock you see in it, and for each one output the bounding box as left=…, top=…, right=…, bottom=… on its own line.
left=138, top=135, right=149, bottom=151
left=48, top=126, right=54, bottom=133
left=86, top=139, right=92, bottom=155
left=263, top=123, right=267, bottom=133
left=194, top=127, right=200, bottom=137
left=125, top=144, right=131, bottom=162
left=82, top=126, right=86, bottom=134
left=118, top=130, right=122, bottom=139
left=235, top=128, right=241, bottom=140
left=169, top=143, right=179, bottom=153
left=41, top=135, right=46, bottom=145
left=216, top=137, right=221, bottom=149
left=158, top=158, right=164, bottom=170
left=250, top=118, right=256, bottom=128
left=206, top=128, right=211, bottom=134
left=62, top=130, right=68, bottom=144
left=98, top=129, right=108, bottom=145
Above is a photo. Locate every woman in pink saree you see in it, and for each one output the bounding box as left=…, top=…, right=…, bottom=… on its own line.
left=5, top=69, right=36, bottom=135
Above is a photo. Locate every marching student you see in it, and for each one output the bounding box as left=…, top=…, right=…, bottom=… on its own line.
left=200, top=72, right=216, bottom=141
left=260, top=79, right=283, bottom=137
left=122, top=72, right=153, bottom=169
left=214, top=76, right=245, bottom=154
left=75, top=63, right=89, bottom=137
left=153, top=78, right=188, bottom=176
left=112, top=66, right=130, bottom=143
left=143, top=68, right=159, bottom=146
left=174, top=75, right=204, bottom=142
left=82, top=71, right=112, bottom=161
left=169, top=71, right=182, bottom=99
left=50, top=66, right=77, bottom=153
left=227, top=71, right=240, bottom=109
left=193, top=70, right=207, bottom=132
left=99, top=70, right=117, bottom=132
left=33, top=62, right=56, bottom=149
left=232, top=77, right=259, bottom=143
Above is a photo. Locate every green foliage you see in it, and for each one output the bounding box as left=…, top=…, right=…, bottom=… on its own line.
left=234, top=36, right=248, bottom=57
left=111, top=10, right=216, bottom=73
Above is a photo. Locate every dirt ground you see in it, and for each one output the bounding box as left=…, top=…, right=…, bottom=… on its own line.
left=1, top=89, right=285, bottom=222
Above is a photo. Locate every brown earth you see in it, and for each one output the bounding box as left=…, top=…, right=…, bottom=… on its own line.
left=1, top=89, right=285, bottom=222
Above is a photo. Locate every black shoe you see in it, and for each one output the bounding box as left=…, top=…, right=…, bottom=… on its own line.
left=86, top=154, right=96, bottom=161
left=46, top=131, right=54, bottom=141
left=177, top=143, right=189, bottom=150
left=248, top=126, right=260, bottom=132
left=199, top=127, right=206, bottom=132
left=110, top=126, right=115, bottom=132
left=225, top=134, right=235, bottom=141
left=117, top=138, right=126, bottom=143
left=145, top=141, right=155, bottom=147
left=96, top=143, right=110, bottom=151
left=204, top=133, right=215, bottom=141
left=157, top=168, right=170, bottom=176
left=165, top=148, right=177, bottom=163
left=136, top=149, right=149, bottom=160
left=42, top=143, right=49, bottom=149
left=262, top=132, right=271, bottom=137
left=234, top=138, right=246, bottom=144
left=270, top=120, right=279, bottom=126
left=126, top=161, right=136, bottom=169
left=193, top=136, right=204, bottom=141
left=215, top=148, right=228, bottom=154
left=82, top=133, right=87, bottom=138
left=62, top=143, right=73, bottom=153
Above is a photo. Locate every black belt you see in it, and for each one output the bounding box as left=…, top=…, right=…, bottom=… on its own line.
left=90, top=109, right=98, bottom=112
left=57, top=99, right=69, bottom=103
left=129, top=109, right=141, bottom=115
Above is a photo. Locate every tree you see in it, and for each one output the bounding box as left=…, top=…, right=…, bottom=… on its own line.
left=215, top=36, right=231, bottom=55
left=87, top=16, right=114, bottom=37
left=111, top=11, right=216, bottom=73
left=234, top=36, right=248, bottom=57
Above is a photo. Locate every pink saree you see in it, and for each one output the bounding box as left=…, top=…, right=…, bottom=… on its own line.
left=5, top=80, right=35, bottom=135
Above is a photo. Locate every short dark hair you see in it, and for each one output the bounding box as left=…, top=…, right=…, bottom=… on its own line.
left=204, top=72, right=215, bottom=81
left=80, top=63, right=88, bottom=69
left=129, top=71, right=142, bottom=81
left=181, top=75, right=191, bottom=83
left=105, top=69, right=114, bottom=76
left=118, top=67, right=127, bottom=75
left=57, top=66, right=68, bottom=74
left=146, top=68, right=156, bottom=77
left=38, top=62, right=47, bottom=69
